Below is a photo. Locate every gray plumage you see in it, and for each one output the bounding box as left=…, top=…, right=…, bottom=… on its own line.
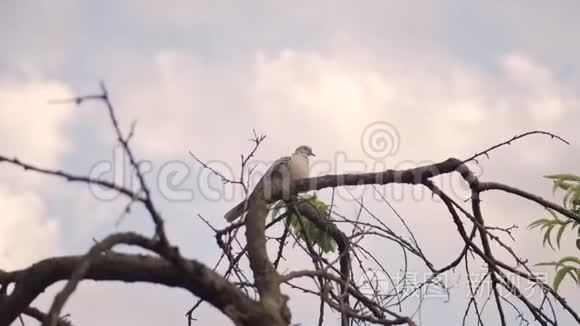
left=224, top=145, right=315, bottom=222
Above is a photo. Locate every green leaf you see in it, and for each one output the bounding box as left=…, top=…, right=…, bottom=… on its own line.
left=564, top=190, right=575, bottom=209
left=556, top=223, right=568, bottom=249
left=543, top=225, right=556, bottom=250
left=544, top=174, right=580, bottom=182
left=556, top=256, right=580, bottom=266
left=546, top=209, right=562, bottom=222
left=285, top=194, right=337, bottom=254
left=528, top=218, right=551, bottom=229
left=569, top=188, right=580, bottom=210
left=553, top=266, right=578, bottom=292
left=569, top=269, right=579, bottom=285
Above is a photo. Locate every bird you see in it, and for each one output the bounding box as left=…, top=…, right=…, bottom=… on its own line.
left=224, top=145, right=316, bottom=222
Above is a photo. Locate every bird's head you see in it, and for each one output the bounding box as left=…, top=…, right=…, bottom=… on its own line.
left=295, top=145, right=316, bottom=157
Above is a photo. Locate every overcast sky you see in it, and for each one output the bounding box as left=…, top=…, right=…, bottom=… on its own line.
left=1, top=1, right=580, bottom=325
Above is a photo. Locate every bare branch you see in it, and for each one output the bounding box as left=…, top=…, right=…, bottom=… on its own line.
left=479, top=182, right=580, bottom=224
left=0, top=155, right=140, bottom=201
left=462, top=131, right=569, bottom=164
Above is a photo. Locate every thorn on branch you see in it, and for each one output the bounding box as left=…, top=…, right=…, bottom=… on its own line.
left=462, top=130, right=569, bottom=164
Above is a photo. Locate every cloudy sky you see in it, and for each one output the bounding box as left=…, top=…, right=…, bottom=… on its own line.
left=1, top=1, right=580, bottom=325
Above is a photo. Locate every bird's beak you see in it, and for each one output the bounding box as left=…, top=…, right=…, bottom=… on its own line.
left=310, top=152, right=316, bottom=157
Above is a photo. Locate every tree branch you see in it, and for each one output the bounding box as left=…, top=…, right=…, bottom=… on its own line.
left=0, top=250, right=264, bottom=326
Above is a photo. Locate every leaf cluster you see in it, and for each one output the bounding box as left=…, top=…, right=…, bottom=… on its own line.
left=529, top=174, right=580, bottom=291
left=271, top=194, right=337, bottom=253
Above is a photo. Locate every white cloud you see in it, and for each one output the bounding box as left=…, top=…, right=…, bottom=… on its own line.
left=96, top=47, right=578, bottom=206
left=101, top=45, right=580, bottom=276
left=0, top=186, right=61, bottom=270
left=0, top=79, right=75, bottom=168
left=0, top=78, right=74, bottom=268
left=500, top=53, right=574, bottom=123
left=99, top=50, right=252, bottom=159
left=250, top=49, right=577, bottom=164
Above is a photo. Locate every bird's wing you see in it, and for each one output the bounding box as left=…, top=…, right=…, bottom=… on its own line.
left=262, top=155, right=291, bottom=178
left=253, top=155, right=292, bottom=201
left=224, top=155, right=292, bottom=222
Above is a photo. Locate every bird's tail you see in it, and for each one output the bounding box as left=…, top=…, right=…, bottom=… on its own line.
left=224, top=201, right=247, bottom=222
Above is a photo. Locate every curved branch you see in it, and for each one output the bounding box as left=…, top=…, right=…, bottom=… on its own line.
left=0, top=250, right=264, bottom=326
left=479, top=182, right=580, bottom=224
left=44, top=233, right=156, bottom=326
left=244, top=192, right=291, bottom=325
